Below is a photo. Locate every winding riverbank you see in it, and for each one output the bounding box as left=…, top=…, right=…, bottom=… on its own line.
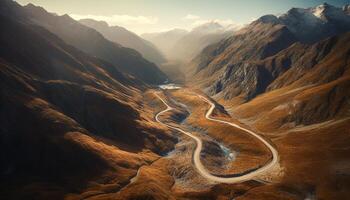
left=154, top=91, right=279, bottom=183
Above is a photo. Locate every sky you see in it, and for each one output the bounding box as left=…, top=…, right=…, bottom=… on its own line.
left=16, top=0, right=350, bottom=34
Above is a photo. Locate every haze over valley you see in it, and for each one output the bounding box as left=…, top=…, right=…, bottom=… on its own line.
left=1, top=0, right=350, bottom=199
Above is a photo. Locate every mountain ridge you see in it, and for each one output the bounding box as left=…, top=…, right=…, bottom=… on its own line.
left=0, top=12, right=176, bottom=199
left=189, top=3, right=350, bottom=102
left=0, top=0, right=167, bottom=84
left=79, top=18, right=167, bottom=65
left=1, top=1, right=350, bottom=199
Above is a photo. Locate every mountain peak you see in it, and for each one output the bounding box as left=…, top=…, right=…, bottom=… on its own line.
left=25, top=2, right=46, bottom=12
left=191, top=22, right=224, bottom=33
left=61, top=14, right=73, bottom=20
left=23, top=2, right=60, bottom=18
left=312, top=2, right=336, bottom=18
left=312, top=2, right=350, bottom=23
left=276, top=3, right=350, bottom=43
left=79, top=18, right=109, bottom=28
left=26, top=3, right=35, bottom=7
left=254, top=14, right=280, bottom=24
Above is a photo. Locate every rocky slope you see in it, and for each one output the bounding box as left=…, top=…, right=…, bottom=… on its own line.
left=0, top=0, right=167, bottom=84
left=230, top=31, right=350, bottom=129
left=190, top=17, right=297, bottom=100
left=0, top=8, right=176, bottom=199
left=185, top=5, right=350, bottom=198
left=279, top=3, right=350, bottom=43
left=190, top=3, right=350, bottom=102
left=227, top=33, right=350, bottom=199
left=79, top=18, right=166, bottom=65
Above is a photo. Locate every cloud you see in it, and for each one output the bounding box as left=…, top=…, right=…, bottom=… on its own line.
left=182, top=14, right=243, bottom=30
left=69, top=14, right=158, bottom=26
left=183, top=14, right=200, bottom=20
left=192, top=19, right=234, bottom=26
left=190, top=19, right=244, bottom=30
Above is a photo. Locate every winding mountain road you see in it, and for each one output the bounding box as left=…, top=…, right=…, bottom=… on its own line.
left=155, top=91, right=279, bottom=184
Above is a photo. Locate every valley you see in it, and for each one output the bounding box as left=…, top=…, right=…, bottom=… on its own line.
left=1, top=0, right=350, bottom=199
left=154, top=88, right=278, bottom=184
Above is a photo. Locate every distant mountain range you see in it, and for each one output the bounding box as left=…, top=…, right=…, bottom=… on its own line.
left=79, top=18, right=167, bottom=65
left=142, top=28, right=188, bottom=60
left=142, top=22, right=237, bottom=62
left=0, top=0, right=167, bottom=84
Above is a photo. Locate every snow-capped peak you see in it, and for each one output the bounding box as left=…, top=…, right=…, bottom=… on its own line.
left=312, top=3, right=327, bottom=18
left=276, top=3, right=350, bottom=43
left=311, top=3, right=349, bottom=22
left=254, top=14, right=280, bottom=24
left=279, top=7, right=322, bottom=28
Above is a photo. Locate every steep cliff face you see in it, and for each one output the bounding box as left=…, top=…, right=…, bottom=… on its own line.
left=190, top=19, right=297, bottom=101
left=267, top=33, right=350, bottom=90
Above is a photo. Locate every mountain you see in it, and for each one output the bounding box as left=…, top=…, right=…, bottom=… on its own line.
left=141, top=23, right=235, bottom=81
left=239, top=32, right=350, bottom=130
left=79, top=18, right=166, bottom=65
left=170, top=22, right=234, bottom=62
left=2, top=1, right=350, bottom=199
left=191, top=21, right=225, bottom=33
left=141, top=29, right=188, bottom=59
left=0, top=6, right=176, bottom=199
left=186, top=5, right=350, bottom=199
left=189, top=17, right=297, bottom=100
left=142, top=22, right=236, bottom=63
left=190, top=3, right=350, bottom=102
left=279, top=3, right=350, bottom=43
left=0, top=0, right=167, bottom=84
left=141, top=29, right=189, bottom=82
left=141, top=23, right=240, bottom=83
left=227, top=32, right=350, bottom=199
